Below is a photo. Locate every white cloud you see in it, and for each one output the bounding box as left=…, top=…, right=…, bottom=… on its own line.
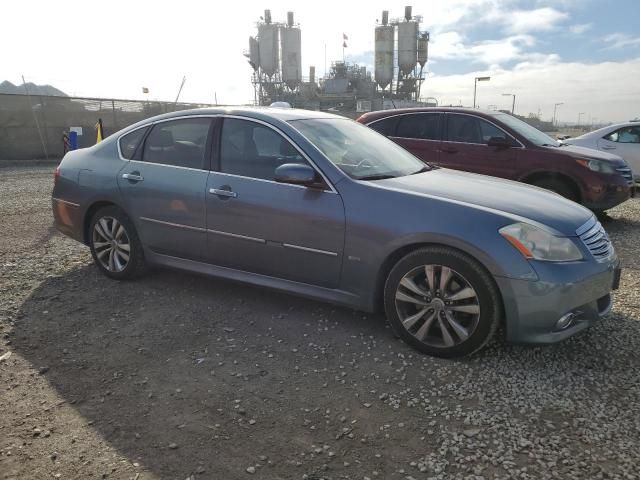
left=430, top=31, right=540, bottom=66
left=569, top=23, right=592, bottom=35
left=603, top=33, right=640, bottom=49
left=423, top=58, right=640, bottom=122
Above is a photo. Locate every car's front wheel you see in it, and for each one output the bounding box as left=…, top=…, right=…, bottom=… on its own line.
left=384, top=247, right=501, bottom=358
left=89, top=206, right=146, bottom=280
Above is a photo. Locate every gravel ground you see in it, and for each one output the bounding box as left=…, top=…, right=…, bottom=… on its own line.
left=1, top=164, right=639, bottom=480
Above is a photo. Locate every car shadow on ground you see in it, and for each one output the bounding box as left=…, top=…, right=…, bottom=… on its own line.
left=10, top=263, right=640, bottom=479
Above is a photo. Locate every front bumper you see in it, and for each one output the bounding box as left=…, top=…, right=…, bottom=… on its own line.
left=497, top=257, right=620, bottom=344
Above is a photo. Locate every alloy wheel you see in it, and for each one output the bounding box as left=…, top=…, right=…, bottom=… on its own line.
left=394, top=264, right=481, bottom=348
left=92, top=216, right=131, bottom=273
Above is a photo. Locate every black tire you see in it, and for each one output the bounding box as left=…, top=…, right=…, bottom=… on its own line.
left=89, top=205, right=147, bottom=280
left=531, top=177, right=578, bottom=202
left=383, top=246, right=502, bottom=358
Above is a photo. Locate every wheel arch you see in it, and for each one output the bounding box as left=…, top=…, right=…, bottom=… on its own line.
left=520, top=171, right=582, bottom=203
left=372, top=240, right=505, bottom=318
left=83, top=200, right=119, bottom=245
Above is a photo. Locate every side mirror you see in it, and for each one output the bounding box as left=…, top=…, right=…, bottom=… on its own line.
left=487, top=136, right=511, bottom=148
left=274, top=163, right=318, bottom=186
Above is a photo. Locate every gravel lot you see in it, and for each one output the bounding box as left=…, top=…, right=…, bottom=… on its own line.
left=1, top=164, right=639, bottom=480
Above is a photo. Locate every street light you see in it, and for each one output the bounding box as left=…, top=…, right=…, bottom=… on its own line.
left=502, top=93, right=516, bottom=114
left=577, top=112, right=586, bottom=126
left=553, top=102, right=564, bottom=127
left=473, top=76, right=490, bottom=108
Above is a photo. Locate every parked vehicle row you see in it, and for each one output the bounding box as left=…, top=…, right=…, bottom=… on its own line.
left=52, top=107, right=621, bottom=358
left=357, top=108, right=634, bottom=211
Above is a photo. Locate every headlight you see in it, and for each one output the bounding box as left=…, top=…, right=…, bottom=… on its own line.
left=499, top=223, right=583, bottom=262
left=576, top=158, right=618, bottom=174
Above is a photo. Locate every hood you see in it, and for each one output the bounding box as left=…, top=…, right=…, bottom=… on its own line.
left=554, top=144, right=625, bottom=163
left=375, top=168, right=593, bottom=236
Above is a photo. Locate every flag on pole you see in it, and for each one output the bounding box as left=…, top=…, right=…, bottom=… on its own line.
left=343, top=41, right=348, bottom=48
left=95, top=118, right=104, bottom=144
left=343, top=33, right=348, bottom=40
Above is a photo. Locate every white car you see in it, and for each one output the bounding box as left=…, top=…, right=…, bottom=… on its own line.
left=566, top=122, right=640, bottom=184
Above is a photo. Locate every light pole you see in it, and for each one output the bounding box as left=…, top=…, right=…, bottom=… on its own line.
left=502, top=93, right=516, bottom=114
left=473, top=76, right=490, bottom=108
left=553, top=102, right=563, bottom=127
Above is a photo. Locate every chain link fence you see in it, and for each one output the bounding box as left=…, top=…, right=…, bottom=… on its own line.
left=0, top=93, right=217, bottom=160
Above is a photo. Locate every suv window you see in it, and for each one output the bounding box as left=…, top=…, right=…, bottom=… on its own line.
left=369, top=117, right=398, bottom=136
left=119, top=127, right=148, bottom=160
left=479, top=119, right=508, bottom=143
left=447, top=114, right=514, bottom=145
left=396, top=113, right=440, bottom=140
left=605, top=126, right=640, bottom=143
left=220, top=118, right=307, bottom=181
left=142, top=118, right=211, bottom=169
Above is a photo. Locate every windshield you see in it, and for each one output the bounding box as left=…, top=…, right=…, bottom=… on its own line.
left=490, top=112, right=560, bottom=147
left=289, top=118, right=428, bottom=180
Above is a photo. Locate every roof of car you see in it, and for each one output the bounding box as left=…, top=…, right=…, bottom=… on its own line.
left=357, top=107, right=505, bottom=123
left=143, top=106, right=342, bottom=123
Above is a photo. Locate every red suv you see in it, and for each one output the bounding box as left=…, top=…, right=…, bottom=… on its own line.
left=357, top=108, right=633, bottom=211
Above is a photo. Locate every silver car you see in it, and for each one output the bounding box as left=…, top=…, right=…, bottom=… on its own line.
left=566, top=122, right=640, bottom=184
left=52, top=108, right=621, bottom=357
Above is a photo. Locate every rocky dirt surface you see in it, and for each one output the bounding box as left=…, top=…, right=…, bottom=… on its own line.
left=1, top=165, right=639, bottom=480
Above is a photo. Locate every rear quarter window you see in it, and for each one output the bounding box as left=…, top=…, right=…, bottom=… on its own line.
left=119, top=127, right=148, bottom=160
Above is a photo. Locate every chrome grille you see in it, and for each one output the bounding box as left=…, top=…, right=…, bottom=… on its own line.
left=616, top=166, right=633, bottom=185
left=576, top=217, right=614, bottom=261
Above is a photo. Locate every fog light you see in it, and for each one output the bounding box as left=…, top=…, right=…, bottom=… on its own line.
left=555, top=312, right=576, bottom=330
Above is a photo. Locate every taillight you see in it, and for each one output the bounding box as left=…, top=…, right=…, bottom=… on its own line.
left=54, top=166, right=61, bottom=184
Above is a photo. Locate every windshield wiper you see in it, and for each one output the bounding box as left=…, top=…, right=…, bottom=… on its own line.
left=410, top=166, right=431, bottom=175
left=357, top=173, right=397, bottom=181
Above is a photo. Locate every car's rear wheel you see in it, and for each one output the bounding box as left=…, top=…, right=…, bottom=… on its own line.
left=384, top=247, right=501, bottom=358
left=531, top=177, right=578, bottom=203
left=89, top=206, right=146, bottom=280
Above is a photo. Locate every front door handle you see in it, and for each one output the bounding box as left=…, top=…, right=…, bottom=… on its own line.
left=209, top=188, right=237, bottom=198
left=601, top=145, right=616, bottom=150
left=122, top=172, right=144, bottom=182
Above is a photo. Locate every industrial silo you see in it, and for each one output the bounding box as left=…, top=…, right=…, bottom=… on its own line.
left=398, top=21, right=418, bottom=75
left=258, top=10, right=279, bottom=78
left=281, top=12, right=302, bottom=89
left=374, top=11, right=394, bottom=91
left=248, top=36, right=260, bottom=71
left=417, top=33, right=429, bottom=67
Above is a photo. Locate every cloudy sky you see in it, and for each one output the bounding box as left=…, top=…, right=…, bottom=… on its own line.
left=3, top=0, right=640, bottom=122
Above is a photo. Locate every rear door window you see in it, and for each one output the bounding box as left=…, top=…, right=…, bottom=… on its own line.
left=142, top=118, right=211, bottom=169
left=396, top=113, right=441, bottom=140
left=446, top=114, right=483, bottom=144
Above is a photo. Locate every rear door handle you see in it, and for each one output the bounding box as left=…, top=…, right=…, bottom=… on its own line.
left=122, top=173, right=144, bottom=182
left=441, top=147, right=458, bottom=154
left=209, top=188, right=237, bottom=198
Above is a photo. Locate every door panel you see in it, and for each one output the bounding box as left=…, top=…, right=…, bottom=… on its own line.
left=116, top=118, right=213, bottom=260
left=205, top=117, right=345, bottom=288
left=440, top=113, right=518, bottom=179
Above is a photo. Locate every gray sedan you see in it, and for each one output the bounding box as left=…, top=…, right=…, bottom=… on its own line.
left=52, top=107, right=621, bottom=357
